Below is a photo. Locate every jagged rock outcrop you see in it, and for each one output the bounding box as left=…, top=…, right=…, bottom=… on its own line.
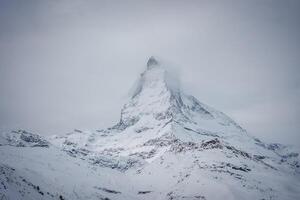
left=0, top=130, right=49, bottom=147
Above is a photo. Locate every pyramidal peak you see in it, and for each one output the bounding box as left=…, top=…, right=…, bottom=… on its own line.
left=114, top=57, right=245, bottom=137
left=115, top=58, right=181, bottom=130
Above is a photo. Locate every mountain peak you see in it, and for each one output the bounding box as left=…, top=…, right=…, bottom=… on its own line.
left=114, top=57, right=243, bottom=134
left=147, top=56, right=159, bottom=69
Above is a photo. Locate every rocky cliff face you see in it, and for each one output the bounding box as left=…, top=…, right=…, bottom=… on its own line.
left=0, top=57, right=299, bottom=200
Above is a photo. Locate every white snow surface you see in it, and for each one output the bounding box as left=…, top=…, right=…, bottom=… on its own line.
left=1, top=57, right=299, bottom=200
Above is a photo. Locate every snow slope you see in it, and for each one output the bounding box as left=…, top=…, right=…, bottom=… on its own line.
left=1, top=57, right=299, bottom=200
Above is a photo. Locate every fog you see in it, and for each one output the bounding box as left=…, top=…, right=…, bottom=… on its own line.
left=0, top=0, right=299, bottom=147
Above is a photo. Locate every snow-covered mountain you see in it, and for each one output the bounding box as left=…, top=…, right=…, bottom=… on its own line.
left=1, top=57, right=299, bottom=200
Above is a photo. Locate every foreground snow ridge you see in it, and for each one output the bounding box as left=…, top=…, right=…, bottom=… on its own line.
left=1, top=57, right=299, bottom=200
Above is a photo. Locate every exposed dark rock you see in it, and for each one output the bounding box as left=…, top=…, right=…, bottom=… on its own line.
left=231, top=166, right=251, bottom=172
left=254, top=155, right=266, bottom=160
left=147, top=56, right=159, bottom=69
left=225, top=145, right=251, bottom=159
left=201, top=138, right=223, bottom=149
left=167, top=191, right=206, bottom=200
left=138, top=191, right=152, bottom=194
left=183, top=127, right=220, bottom=138
left=94, top=186, right=121, bottom=194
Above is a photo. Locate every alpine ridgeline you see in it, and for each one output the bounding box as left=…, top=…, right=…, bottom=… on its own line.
left=1, top=57, right=299, bottom=200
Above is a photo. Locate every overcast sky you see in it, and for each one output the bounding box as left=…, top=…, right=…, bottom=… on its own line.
left=0, top=0, right=299, bottom=147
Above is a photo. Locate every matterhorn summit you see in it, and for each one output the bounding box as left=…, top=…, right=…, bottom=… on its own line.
left=147, top=56, right=159, bottom=69
left=0, top=57, right=299, bottom=200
